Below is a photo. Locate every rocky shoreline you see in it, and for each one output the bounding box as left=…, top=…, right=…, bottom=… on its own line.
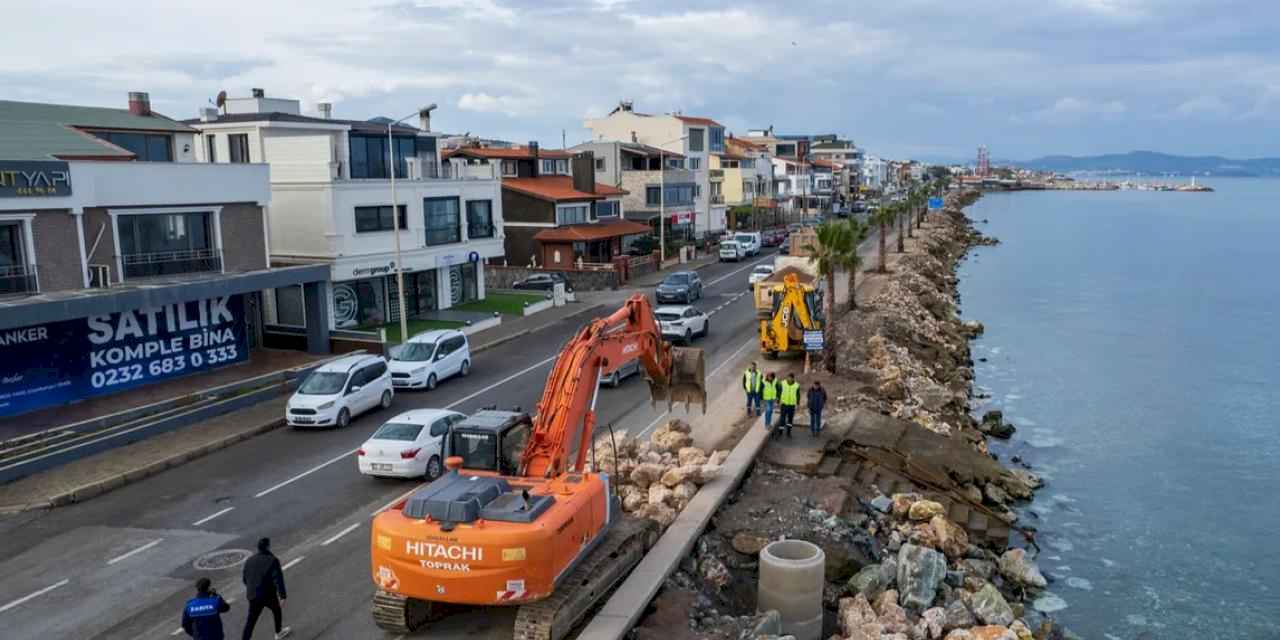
left=631, top=191, right=1080, bottom=640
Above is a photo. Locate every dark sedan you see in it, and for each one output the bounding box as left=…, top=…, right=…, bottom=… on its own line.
left=512, top=272, right=573, bottom=292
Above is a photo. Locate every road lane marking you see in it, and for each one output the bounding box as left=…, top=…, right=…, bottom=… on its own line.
left=372, top=485, right=424, bottom=517
left=638, top=337, right=757, bottom=439
left=282, top=556, right=306, bottom=571
left=442, top=355, right=558, bottom=410
left=191, top=507, right=234, bottom=526
left=322, top=522, right=362, bottom=546
left=0, top=579, right=69, bottom=613
left=107, top=538, right=163, bottom=565
left=254, top=449, right=356, bottom=498
left=706, top=253, right=773, bottom=287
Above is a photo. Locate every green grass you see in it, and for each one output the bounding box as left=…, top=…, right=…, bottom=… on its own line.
left=378, top=318, right=466, bottom=344
left=451, top=292, right=549, bottom=316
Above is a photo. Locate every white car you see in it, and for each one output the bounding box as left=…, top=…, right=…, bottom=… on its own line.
left=748, top=264, right=775, bottom=289
left=655, top=305, right=710, bottom=344
left=357, top=409, right=466, bottom=480
left=734, top=232, right=762, bottom=256
left=387, top=329, right=472, bottom=390
left=287, top=354, right=394, bottom=428
left=719, top=240, right=746, bottom=262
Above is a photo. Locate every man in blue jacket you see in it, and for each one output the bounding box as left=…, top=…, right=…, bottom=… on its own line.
left=182, top=577, right=230, bottom=640
left=806, top=380, right=828, bottom=436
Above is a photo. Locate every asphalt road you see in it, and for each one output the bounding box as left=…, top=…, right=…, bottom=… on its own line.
left=0, top=248, right=786, bottom=640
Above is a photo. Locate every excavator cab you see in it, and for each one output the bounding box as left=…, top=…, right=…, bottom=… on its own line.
left=443, top=410, right=533, bottom=475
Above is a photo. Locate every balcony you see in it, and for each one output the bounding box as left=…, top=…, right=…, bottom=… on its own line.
left=710, top=195, right=725, bottom=205
left=0, top=263, right=37, bottom=296
left=122, top=248, right=222, bottom=280
left=708, top=169, right=724, bottom=181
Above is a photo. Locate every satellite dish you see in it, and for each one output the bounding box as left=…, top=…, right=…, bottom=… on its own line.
left=215, top=90, right=227, bottom=113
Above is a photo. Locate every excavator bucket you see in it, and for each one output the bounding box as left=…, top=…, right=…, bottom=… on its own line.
left=651, top=347, right=707, bottom=413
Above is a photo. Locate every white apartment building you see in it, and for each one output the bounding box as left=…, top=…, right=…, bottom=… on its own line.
left=583, top=102, right=727, bottom=238
left=862, top=155, right=889, bottom=192
left=189, top=91, right=504, bottom=329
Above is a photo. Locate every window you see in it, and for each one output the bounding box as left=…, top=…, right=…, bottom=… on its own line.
left=117, top=211, right=218, bottom=278
left=424, top=197, right=461, bottom=245
left=596, top=200, right=620, bottom=218
left=501, top=160, right=517, bottom=177
left=556, top=204, right=591, bottom=226
left=273, top=285, right=305, bottom=327
left=205, top=135, right=216, bottom=162
left=694, top=184, right=702, bottom=198
left=776, top=143, right=796, bottom=157
left=89, top=131, right=173, bottom=161
left=541, top=159, right=568, bottom=175
left=688, top=128, right=704, bottom=152
left=558, top=159, right=569, bottom=174
left=349, top=134, right=416, bottom=179
left=229, top=134, right=250, bottom=163
left=354, top=205, right=408, bottom=233
left=466, top=200, right=495, bottom=239
left=709, top=127, right=725, bottom=152
left=0, top=220, right=34, bottom=295
left=666, top=157, right=683, bottom=169
left=688, top=157, right=701, bottom=171
left=646, top=186, right=661, bottom=206
left=595, top=157, right=606, bottom=171
left=741, top=158, right=755, bottom=169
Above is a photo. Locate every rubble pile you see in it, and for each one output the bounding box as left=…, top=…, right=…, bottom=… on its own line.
left=591, top=419, right=728, bottom=530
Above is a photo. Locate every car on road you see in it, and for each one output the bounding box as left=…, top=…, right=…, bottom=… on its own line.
left=512, top=272, right=573, bottom=293
left=762, top=228, right=786, bottom=247
left=733, top=232, right=762, bottom=257
left=599, top=358, right=641, bottom=387
left=287, top=354, right=394, bottom=428
left=387, top=329, right=472, bottom=390
left=655, top=305, right=709, bottom=344
left=655, top=271, right=703, bottom=304
left=357, top=409, right=466, bottom=480
left=748, top=264, right=775, bottom=289
left=719, top=240, right=746, bottom=262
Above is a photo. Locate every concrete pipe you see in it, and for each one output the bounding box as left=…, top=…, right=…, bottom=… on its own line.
left=758, top=539, right=825, bottom=640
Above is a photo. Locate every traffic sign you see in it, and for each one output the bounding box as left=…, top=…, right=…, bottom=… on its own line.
left=928, top=197, right=944, bottom=209
left=803, top=330, right=825, bottom=351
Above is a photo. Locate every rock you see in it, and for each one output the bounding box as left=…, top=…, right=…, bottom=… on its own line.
left=1008, top=620, right=1034, bottom=640
left=699, top=555, right=731, bottom=589
left=652, top=427, right=693, bottom=453
left=629, top=463, right=665, bottom=488
left=732, top=532, right=770, bottom=555
left=909, top=500, right=946, bottom=521
left=945, top=570, right=965, bottom=588
left=672, top=481, right=698, bottom=502
left=838, top=594, right=880, bottom=639
left=1020, top=609, right=1046, bottom=636
left=1002, top=476, right=1034, bottom=500
left=637, top=503, right=676, bottom=528
left=944, top=632, right=974, bottom=640
left=960, top=559, right=997, bottom=580
left=880, top=378, right=908, bottom=401
left=871, top=495, right=894, bottom=513
left=984, top=483, right=1011, bottom=506
left=677, top=446, right=708, bottom=467
left=969, top=626, right=1016, bottom=640
left=619, top=485, right=647, bottom=512
left=665, top=419, right=692, bottom=434
left=660, top=465, right=701, bottom=487
left=998, top=549, right=1048, bottom=589
left=897, top=543, right=947, bottom=609
left=985, top=420, right=1016, bottom=439
left=892, top=493, right=922, bottom=518
left=874, top=589, right=910, bottom=633
left=929, top=516, right=970, bottom=559
left=847, top=564, right=888, bottom=600
left=970, top=583, right=1015, bottom=627
left=648, top=483, right=674, bottom=507
left=817, top=487, right=850, bottom=515
left=962, top=320, right=984, bottom=338
left=943, top=599, right=976, bottom=631
left=1011, top=469, right=1043, bottom=490
left=753, top=609, right=782, bottom=637
left=980, top=410, right=1002, bottom=425
left=916, top=607, right=947, bottom=640
left=962, top=484, right=983, bottom=504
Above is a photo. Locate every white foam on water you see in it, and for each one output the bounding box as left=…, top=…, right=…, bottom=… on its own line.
left=1066, top=577, right=1094, bottom=590
left=1006, top=393, right=1023, bottom=400
left=990, top=347, right=1002, bottom=355
left=1052, top=493, right=1078, bottom=503
left=1048, top=538, right=1075, bottom=552
left=1033, top=592, right=1069, bottom=613
left=1101, top=558, right=1116, bottom=567
left=1056, top=565, right=1072, bottom=573
left=1010, top=416, right=1038, bottom=427
left=1105, top=634, right=1122, bottom=640
left=1026, top=429, right=1065, bottom=448
left=1126, top=614, right=1149, bottom=626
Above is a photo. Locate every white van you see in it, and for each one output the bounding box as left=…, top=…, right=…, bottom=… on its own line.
left=287, top=354, right=394, bottom=428
left=734, top=232, right=762, bottom=256
left=387, top=329, right=472, bottom=390
left=719, top=240, right=746, bottom=262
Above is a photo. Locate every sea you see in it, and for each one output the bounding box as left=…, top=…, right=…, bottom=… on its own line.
left=958, top=178, right=1280, bottom=639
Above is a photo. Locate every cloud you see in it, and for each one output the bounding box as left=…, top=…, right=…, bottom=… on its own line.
left=1028, top=97, right=1128, bottom=124
left=1170, top=95, right=1230, bottom=118
left=457, top=92, right=536, bottom=117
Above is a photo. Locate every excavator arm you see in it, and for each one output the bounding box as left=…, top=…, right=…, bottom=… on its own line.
left=519, top=294, right=706, bottom=479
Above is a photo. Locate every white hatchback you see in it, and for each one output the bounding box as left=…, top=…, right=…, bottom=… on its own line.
left=387, top=329, right=472, bottom=390
left=655, top=305, right=709, bottom=344
left=287, top=354, right=394, bottom=428
left=748, top=264, right=775, bottom=289
left=357, top=409, right=466, bottom=480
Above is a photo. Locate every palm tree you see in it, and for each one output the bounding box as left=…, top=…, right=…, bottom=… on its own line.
left=804, top=220, right=861, bottom=372
left=845, top=218, right=868, bottom=311
left=869, top=201, right=898, bottom=273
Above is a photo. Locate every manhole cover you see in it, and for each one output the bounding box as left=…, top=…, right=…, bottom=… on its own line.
left=194, top=549, right=252, bottom=571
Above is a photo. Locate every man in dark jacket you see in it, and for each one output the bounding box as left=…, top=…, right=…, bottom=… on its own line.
left=807, top=381, right=828, bottom=436
left=182, top=577, right=230, bottom=640
left=242, top=537, right=291, bottom=640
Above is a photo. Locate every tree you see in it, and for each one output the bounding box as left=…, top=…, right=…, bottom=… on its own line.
left=845, top=218, right=868, bottom=311
left=804, top=220, right=862, bottom=372
left=869, top=202, right=899, bottom=273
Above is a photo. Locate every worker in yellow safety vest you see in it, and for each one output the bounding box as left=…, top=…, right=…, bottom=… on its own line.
left=760, top=372, right=779, bottom=430
left=777, top=372, right=801, bottom=438
left=742, top=362, right=763, bottom=417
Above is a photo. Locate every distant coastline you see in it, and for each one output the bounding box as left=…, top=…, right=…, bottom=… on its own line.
left=1012, top=150, right=1280, bottom=177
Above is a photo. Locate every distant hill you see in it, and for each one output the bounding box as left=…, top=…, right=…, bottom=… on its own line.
left=1016, top=151, right=1280, bottom=176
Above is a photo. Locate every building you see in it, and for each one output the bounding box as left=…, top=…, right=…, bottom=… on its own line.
left=571, top=140, right=696, bottom=236
left=862, top=155, right=889, bottom=193
left=0, top=94, right=329, bottom=417
left=444, top=145, right=634, bottom=268
left=188, top=91, right=504, bottom=330
left=583, top=102, right=727, bottom=238
left=745, top=128, right=815, bottom=215
left=809, top=136, right=863, bottom=202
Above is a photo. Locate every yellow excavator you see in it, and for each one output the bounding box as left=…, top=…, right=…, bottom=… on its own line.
left=758, top=272, right=823, bottom=358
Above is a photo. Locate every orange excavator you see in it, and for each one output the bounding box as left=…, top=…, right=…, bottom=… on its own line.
left=369, top=294, right=707, bottom=639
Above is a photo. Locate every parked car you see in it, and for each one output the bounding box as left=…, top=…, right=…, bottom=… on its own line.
left=719, top=240, right=746, bottom=262
left=599, top=358, right=641, bottom=387
left=733, top=232, right=762, bottom=257
left=748, top=264, right=775, bottom=289
left=387, top=329, right=471, bottom=391
left=655, top=305, right=710, bottom=344
left=762, top=229, right=785, bottom=247
left=512, top=272, right=573, bottom=292
left=357, top=409, right=466, bottom=480
left=655, top=271, right=703, bottom=304
left=287, top=354, right=393, bottom=428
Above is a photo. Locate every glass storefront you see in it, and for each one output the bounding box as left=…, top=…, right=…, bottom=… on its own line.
left=332, top=276, right=386, bottom=329
left=448, top=263, right=478, bottom=305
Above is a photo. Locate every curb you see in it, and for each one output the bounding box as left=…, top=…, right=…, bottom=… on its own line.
left=470, top=304, right=607, bottom=355
left=0, top=417, right=286, bottom=514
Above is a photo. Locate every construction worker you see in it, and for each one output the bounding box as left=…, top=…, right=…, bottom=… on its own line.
left=760, top=372, right=779, bottom=429
left=807, top=380, right=828, bottom=436
left=742, top=362, right=763, bottom=416
left=182, top=577, right=230, bottom=640
left=242, top=537, right=291, bottom=640
left=778, top=372, right=801, bottom=438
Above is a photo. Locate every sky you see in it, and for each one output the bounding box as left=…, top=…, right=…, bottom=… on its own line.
left=3, top=0, right=1278, bottom=162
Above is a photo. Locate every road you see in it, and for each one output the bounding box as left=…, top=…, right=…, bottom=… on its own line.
left=0, top=248, right=785, bottom=640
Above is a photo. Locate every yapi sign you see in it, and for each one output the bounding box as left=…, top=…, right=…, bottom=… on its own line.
left=0, top=295, right=247, bottom=417
left=0, top=161, right=72, bottom=198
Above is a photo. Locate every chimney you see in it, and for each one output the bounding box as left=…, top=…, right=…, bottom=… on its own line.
left=630, top=131, right=637, bottom=143
left=572, top=151, right=595, bottom=194
left=418, top=108, right=432, bottom=132
left=128, top=92, right=151, bottom=116
left=529, top=141, right=540, bottom=177
left=251, top=88, right=265, bottom=98
left=317, top=102, right=332, bottom=119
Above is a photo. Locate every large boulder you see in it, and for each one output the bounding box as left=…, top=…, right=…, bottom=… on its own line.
left=915, top=607, right=947, bottom=640
left=929, top=516, right=970, bottom=559
left=892, top=493, right=922, bottom=518
left=897, top=543, right=947, bottom=609
left=677, top=446, right=708, bottom=467
left=619, top=485, right=647, bottom=512
left=838, top=595, right=883, bottom=640
left=647, top=483, right=674, bottom=507
left=672, top=481, right=698, bottom=502
left=660, top=465, right=701, bottom=487
left=969, top=583, right=1015, bottom=627
left=1010, top=468, right=1043, bottom=490
left=909, top=500, right=947, bottom=521
left=652, top=429, right=693, bottom=453
left=944, top=631, right=974, bottom=640
left=984, top=483, right=1011, bottom=506
left=998, top=548, right=1047, bottom=589
left=847, top=563, right=888, bottom=601
left=636, top=503, right=676, bottom=528
left=731, top=532, right=770, bottom=555
left=943, top=600, right=976, bottom=631
left=629, top=463, right=665, bottom=488
left=969, top=626, right=1017, bottom=640
left=874, top=590, right=910, bottom=634
left=959, top=559, right=997, bottom=581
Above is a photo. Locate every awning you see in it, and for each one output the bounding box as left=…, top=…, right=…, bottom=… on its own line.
left=534, top=220, right=652, bottom=243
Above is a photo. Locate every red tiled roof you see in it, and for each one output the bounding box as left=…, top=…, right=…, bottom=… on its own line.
left=444, top=146, right=574, bottom=160
left=811, top=159, right=843, bottom=169
left=502, top=176, right=628, bottom=202
left=726, top=137, right=764, bottom=152
left=534, top=219, right=651, bottom=243
left=674, top=115, right=723, bottom=127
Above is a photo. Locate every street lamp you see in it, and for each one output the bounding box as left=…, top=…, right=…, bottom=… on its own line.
left=657, top=135, right=689, bottom=266
left=387, top=105, right=435, bottom=345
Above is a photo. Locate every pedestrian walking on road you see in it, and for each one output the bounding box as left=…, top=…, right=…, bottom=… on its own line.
left=242, top=537, right=291, bottom=640
left=182, top=577, right=230, bottom=640
left=742, top=362, right=763, bottom=416
left=807, top=381, right=828, bottom=437
left=778, top=373, right=800, bottom=438
left=760, top=372, right=778, bottom=429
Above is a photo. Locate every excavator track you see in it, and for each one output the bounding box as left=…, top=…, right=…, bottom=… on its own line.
left=371, top=589, right=445, bottom=634
left=513, top=516, right=658, bottom=640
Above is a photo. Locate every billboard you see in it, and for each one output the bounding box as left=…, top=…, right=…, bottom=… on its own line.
left=0, top=295, right=247, bottom=417
left=0, top=161, right=72, bottom=198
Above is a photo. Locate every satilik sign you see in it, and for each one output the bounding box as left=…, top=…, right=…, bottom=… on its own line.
left=0, top=161, right=72, bottom=198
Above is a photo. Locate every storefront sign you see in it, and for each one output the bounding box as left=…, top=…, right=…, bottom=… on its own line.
left=436, top=252, right=466, bottom=268
left=0, top=161, right=72, bottom=198
left=669, top=210, right=694, bottom=224
left=0, top=295, right=247, bottom=417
